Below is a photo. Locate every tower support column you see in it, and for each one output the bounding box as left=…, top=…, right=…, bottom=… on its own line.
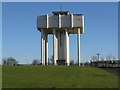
left=53, top=29, right=58, bottom=65
left=77, top=28, right=81, bottom=66
left=41, top=29, right=45, bottom=65
left=65, top=29, right=70, bottom=66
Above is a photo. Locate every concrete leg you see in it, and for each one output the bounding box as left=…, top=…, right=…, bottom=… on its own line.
left=65, top=29, right=70, bottom=66
left=53, top=29, right=58, bottom=65
left=41, top=30, right=45, bottom=65
left=77, top=28, right=81, bottom=66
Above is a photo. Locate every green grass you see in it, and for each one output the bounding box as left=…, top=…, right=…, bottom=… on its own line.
left=2, top=65, right=119, bottom=88
left=0, top=65, right=2, bottom=89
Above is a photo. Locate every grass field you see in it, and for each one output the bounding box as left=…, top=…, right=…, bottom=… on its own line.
left=2, top=65, right=119, bottom=88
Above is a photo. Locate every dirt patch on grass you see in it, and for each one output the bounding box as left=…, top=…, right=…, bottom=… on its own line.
left=72, top=84, right=77, bottom=86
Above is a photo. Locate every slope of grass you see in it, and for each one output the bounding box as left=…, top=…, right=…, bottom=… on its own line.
left=0, top=65, right=2, bottom=89
left=2, top=65, right=118, bottom=88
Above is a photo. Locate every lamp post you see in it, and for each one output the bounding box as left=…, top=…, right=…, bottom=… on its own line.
left=97, top=53, right=100, bottom=61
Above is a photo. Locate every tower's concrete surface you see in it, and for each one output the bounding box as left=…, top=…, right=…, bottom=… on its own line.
left=37, top=11, right=84, bottom=66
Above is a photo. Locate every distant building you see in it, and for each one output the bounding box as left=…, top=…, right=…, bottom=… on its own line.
left=90, top=60, right=120, bottom=67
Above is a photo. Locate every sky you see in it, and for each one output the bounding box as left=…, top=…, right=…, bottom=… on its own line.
left=1, top=0, right=120, bottom=2
left=2, top=2, right=118, bottom=64
left=118, top=2, right=120, bottom=60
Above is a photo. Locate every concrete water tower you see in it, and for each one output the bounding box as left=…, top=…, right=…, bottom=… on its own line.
left=37, top=11, right=84, bottom=66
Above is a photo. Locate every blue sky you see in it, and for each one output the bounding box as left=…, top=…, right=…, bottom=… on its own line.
left=2, top=2, right=118, bottom=64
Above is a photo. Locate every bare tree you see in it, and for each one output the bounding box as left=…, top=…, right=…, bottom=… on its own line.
left=100, top=56, right=105, bottom=61
left=106, top=54, right=112, bottom=61
left=84, top=62, right=90, bottom=66
left=32, top=59, right=40, bottom=65
left=112, top=56, right=116, bottom=60
left=91, top=56, right=98, bottom=62
left=70, top=60, right=74, bottom=65
left=106, top=54, right=116, bottom=61
left=2, top=58, right=7, bottom=65
left=5, top=57, right=18, bottom=65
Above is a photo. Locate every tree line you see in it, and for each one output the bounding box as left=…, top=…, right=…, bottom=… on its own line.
left=2, top=54, right=117, bottom=65
left=91, top=54, right=116, bottom=62
left=2, top=57, right=18, bottom=65
left=2, top=56, right=76, bottom=65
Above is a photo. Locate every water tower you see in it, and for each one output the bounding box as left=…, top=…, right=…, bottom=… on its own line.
left=37, top=11, right=84, bottom=66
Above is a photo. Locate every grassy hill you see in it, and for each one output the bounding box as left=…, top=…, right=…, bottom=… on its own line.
left=2, top=65, right=119, bottom=88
